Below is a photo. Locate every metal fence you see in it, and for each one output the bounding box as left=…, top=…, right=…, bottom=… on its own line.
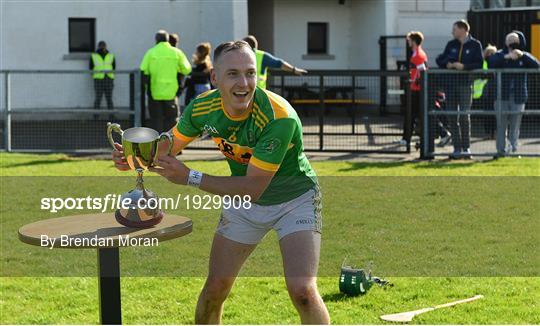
left=1, top=70, right=140, bottom=152
left=271, top=70, right=412, bottom=153
left=172, top=70, right=413, bottom=153
left=1, top=69, right=412, bottom=154
left=421, top=69, right=540, bottom=158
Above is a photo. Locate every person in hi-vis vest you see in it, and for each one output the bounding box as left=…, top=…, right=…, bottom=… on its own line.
left=90, top=41, right=115, bottom=111
left=140, top=30, right=192, bottom=133
left=243, top=35, right=307, bottom=89
left=473, top=45, right=497, bottom=139
left=472, top=45, right=497, bottom=101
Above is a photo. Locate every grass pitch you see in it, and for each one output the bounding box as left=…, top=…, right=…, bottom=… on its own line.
left=1, top=153, right=539, bottom=324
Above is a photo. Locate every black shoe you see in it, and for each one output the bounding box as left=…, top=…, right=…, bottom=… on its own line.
left=449, top=149, right=462, bottom=160
left=462, top=148, right=472, bottom=160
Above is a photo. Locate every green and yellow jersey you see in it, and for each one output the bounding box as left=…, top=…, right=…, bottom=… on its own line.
left=174, top=87, right=317, bottom=205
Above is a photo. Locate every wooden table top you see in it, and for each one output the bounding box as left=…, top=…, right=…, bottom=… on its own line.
left=18, top=213, right=192, bottom=249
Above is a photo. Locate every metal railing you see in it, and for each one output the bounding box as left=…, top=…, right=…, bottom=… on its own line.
left=187, top=70, right=412, bottom=153
left=272, top=70, right=412, bottom=153
left=1, top=70, right=141, bottom=152
left=421, top=69, right=540, bottom=158
left=1, top=69, right=413, bottom=154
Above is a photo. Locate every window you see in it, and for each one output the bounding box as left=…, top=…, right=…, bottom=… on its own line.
left=69, top=18, right=95, bottom=52
left=307, top=22, right=328, bottom=54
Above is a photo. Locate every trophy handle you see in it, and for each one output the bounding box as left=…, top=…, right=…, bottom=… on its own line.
left=158, top=132, right=174, bottom=155
left=107, top=122, right=124, bottom=149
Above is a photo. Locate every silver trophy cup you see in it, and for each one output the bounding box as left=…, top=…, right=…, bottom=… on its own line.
left=107, top=122, right=172, bottom=228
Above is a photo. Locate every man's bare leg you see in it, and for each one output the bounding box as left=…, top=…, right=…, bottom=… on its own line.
left=195, top=233, right=257, bottom=324
left=280, top=231, right=330, bottom=324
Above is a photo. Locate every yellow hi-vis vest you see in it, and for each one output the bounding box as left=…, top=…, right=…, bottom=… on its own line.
left=473, top=60, right=488, bottom=99
left=255, top=49, right=267, bottom=89
left=139, top=42, right=191, bottom=100
left=92, top=53, right=115, bottom=79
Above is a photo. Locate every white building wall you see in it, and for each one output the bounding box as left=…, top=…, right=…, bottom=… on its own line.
left=1, top=1, right=248, bottom=70
left=199, top=1, right=248, bottom=51
left=231, top=1, right=249, bottom=40
left=349, top=0, right=388, bottom=69
left=394, top=0, right=469, bottom=64
left=273, top=0, right=355, bottom=70
left=2, top=2, right=194, bottom=70
left=0, top=1, right=247, bottom=110
left=0, top=0, right=468, bottom=110
left=272, top=0, right=468, bottom=70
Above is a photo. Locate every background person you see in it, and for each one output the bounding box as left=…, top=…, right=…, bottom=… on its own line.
left=488, top=31, right=539, bottom=157
left=169, top=33, right=189, bottom=105
left=140, top=30, right=192, bottom=133
left=243, top=35, right=307, bottom=89
left=434, top=90, right=452, bottom=147
left=474, top=44, right=498, bottom=139
left=436, top=20, right=483, bottom=159
left=168, top=33, right=180, bottom=48
left=400, top=31, right=427, bottom=146
left=90, top=41, right=115, bottom=114
left=184, top=42, right=213, bottom=107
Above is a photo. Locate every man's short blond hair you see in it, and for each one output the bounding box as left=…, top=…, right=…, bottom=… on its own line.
left=213, top=40, right=253, bottom=65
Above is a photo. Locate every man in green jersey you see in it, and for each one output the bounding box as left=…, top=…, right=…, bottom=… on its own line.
left=112, top=40, right=329, bottom=324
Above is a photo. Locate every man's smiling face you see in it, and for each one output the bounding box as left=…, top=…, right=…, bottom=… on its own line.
left=211, top=46, right=257, bottom=115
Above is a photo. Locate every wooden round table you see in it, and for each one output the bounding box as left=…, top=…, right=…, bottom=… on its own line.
left=18, top=213, right=192, bottom=325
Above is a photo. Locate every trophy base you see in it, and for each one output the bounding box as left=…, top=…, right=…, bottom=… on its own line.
left=115, top=209, right=164, bottom=228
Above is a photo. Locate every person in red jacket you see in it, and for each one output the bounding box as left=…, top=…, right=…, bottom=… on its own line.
left=408, top=31, right=428, bottom=93
left=401, top=31, right=428, bottom=145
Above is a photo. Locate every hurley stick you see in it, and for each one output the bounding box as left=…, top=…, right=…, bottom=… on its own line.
left=380, top=294, right=484, bottom=322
